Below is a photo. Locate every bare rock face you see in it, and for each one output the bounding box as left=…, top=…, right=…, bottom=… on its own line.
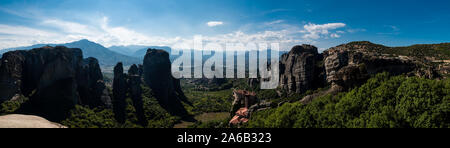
left=276, top=41, right=444, bottom=105
left=0, top=114, right=66, bottom=128
left=279, top=45, right=321, bottom=94
left=324, top=50, right=369, bottom=88
left=112, top=62, right=127, bottom=123
left=323, top=42, right=421, bottom=89
left=143, top=49, right=190, bottom=116
left=0, top=50, right=27, bottom=102
left=0, top=46, right=112, bottom=121
left=0, top=46, right=111, bottom=121
left=78, top=57, right=112, bottom=108
left=137, top=64, right=144, bottom=77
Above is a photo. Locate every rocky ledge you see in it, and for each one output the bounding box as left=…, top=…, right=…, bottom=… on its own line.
left=0, top=114, right=66, bottom=128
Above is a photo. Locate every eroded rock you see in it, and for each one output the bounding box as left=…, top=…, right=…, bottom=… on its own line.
left=143, top=49, right=190, bottom=116
left=0, top=46, right=111, bottom=121
left=279, top=45, right=322, bottom=94
left=112, top=62, right=127, bottom=123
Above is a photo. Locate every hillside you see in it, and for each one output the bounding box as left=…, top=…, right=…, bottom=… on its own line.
left=109, top=45, right=171, bottom=58
left=339, top=41, right=450, bottom=60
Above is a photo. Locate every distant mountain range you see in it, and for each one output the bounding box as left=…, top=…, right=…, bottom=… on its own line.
left=1, top=40, right=289, bottom=68
left=0, top=39, right=293, bottom=70
left=109, top=45, right=171, bottom=58
left=0, top=39, right=141, bottom=67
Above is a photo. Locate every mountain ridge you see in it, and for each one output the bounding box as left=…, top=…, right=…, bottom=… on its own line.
left=0, top=39, right=141, bottom=67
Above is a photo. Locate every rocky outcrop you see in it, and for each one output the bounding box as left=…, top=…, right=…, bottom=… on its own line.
left=128, top=64, right=146, bottom=125
left=0, top=114, right=67, bottom=128
left=279, top=45, right=324, bottom=94
left=112, top=63, right=147, bottom=125
left=323, top=42, right=422, bottom=89
left=0, top=46, right=112, bottom=121
left=137, top=64, right=144, bottom=77
left=275, top=41, right=446, bottom=105
left=112, top=62, right=127, bottom=123
left=248, top=100, right=273, bottom=117
left=0, top=50, right=27, bottom=103
left=143, top=49, right=190, bottom=116
left=78, top=57, right=112, bottom=108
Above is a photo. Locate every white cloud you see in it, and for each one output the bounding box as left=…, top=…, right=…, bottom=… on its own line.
left=347, top=28, right=366, bottom=33
left=207, top=21, right=224, bottom=27
left=264, top=20, right=284, bottom=26
left=330, top=33, right=341, bottom=38
left=0, top=16, right=349, bottom=51
left=301, top=23, right=346, bottom=40
left=41, top=19, right=98, bottom=35
left=0, top=24, right=67, bottom=49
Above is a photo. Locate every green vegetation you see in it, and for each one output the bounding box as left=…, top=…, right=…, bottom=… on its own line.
left=180, top=79, right=247, bottom=116
left=347, top=41, right=450, bottom=60
left=0, top=95, right=28, bottom=116
left=247, top=73, right=449, bottom=128
left=188, top=117, right=230, bottom=128
left=61, top=85, right=180, bottom=128
left=388, top=43, right=450, bottom=60
left=183, top=89, right=233, bottom=115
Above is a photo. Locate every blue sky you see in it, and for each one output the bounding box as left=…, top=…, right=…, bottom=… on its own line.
left=0, top=0, right=449, bottom=51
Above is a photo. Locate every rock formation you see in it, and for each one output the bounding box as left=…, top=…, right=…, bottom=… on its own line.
left=0, top=114, right=67, bottom=128
left=78, top=57, right=112, bottom=108
left=128, top=64, right=147, bottom=126
left=279, top=45, right=324, bottom=94
left=0, top=46, right=111, bottom=121
left=293, top=41, right=445, bottom=104
left=137, top=64, right=144, bottom=77
left=112, top=62, right=127, bottom=123
left=323, top=42, right=421, bottom=89
left=143, top=49, right=190, bottom=116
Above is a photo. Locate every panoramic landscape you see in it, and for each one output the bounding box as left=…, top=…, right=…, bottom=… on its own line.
left=0, top=0, right=448, bottom=130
